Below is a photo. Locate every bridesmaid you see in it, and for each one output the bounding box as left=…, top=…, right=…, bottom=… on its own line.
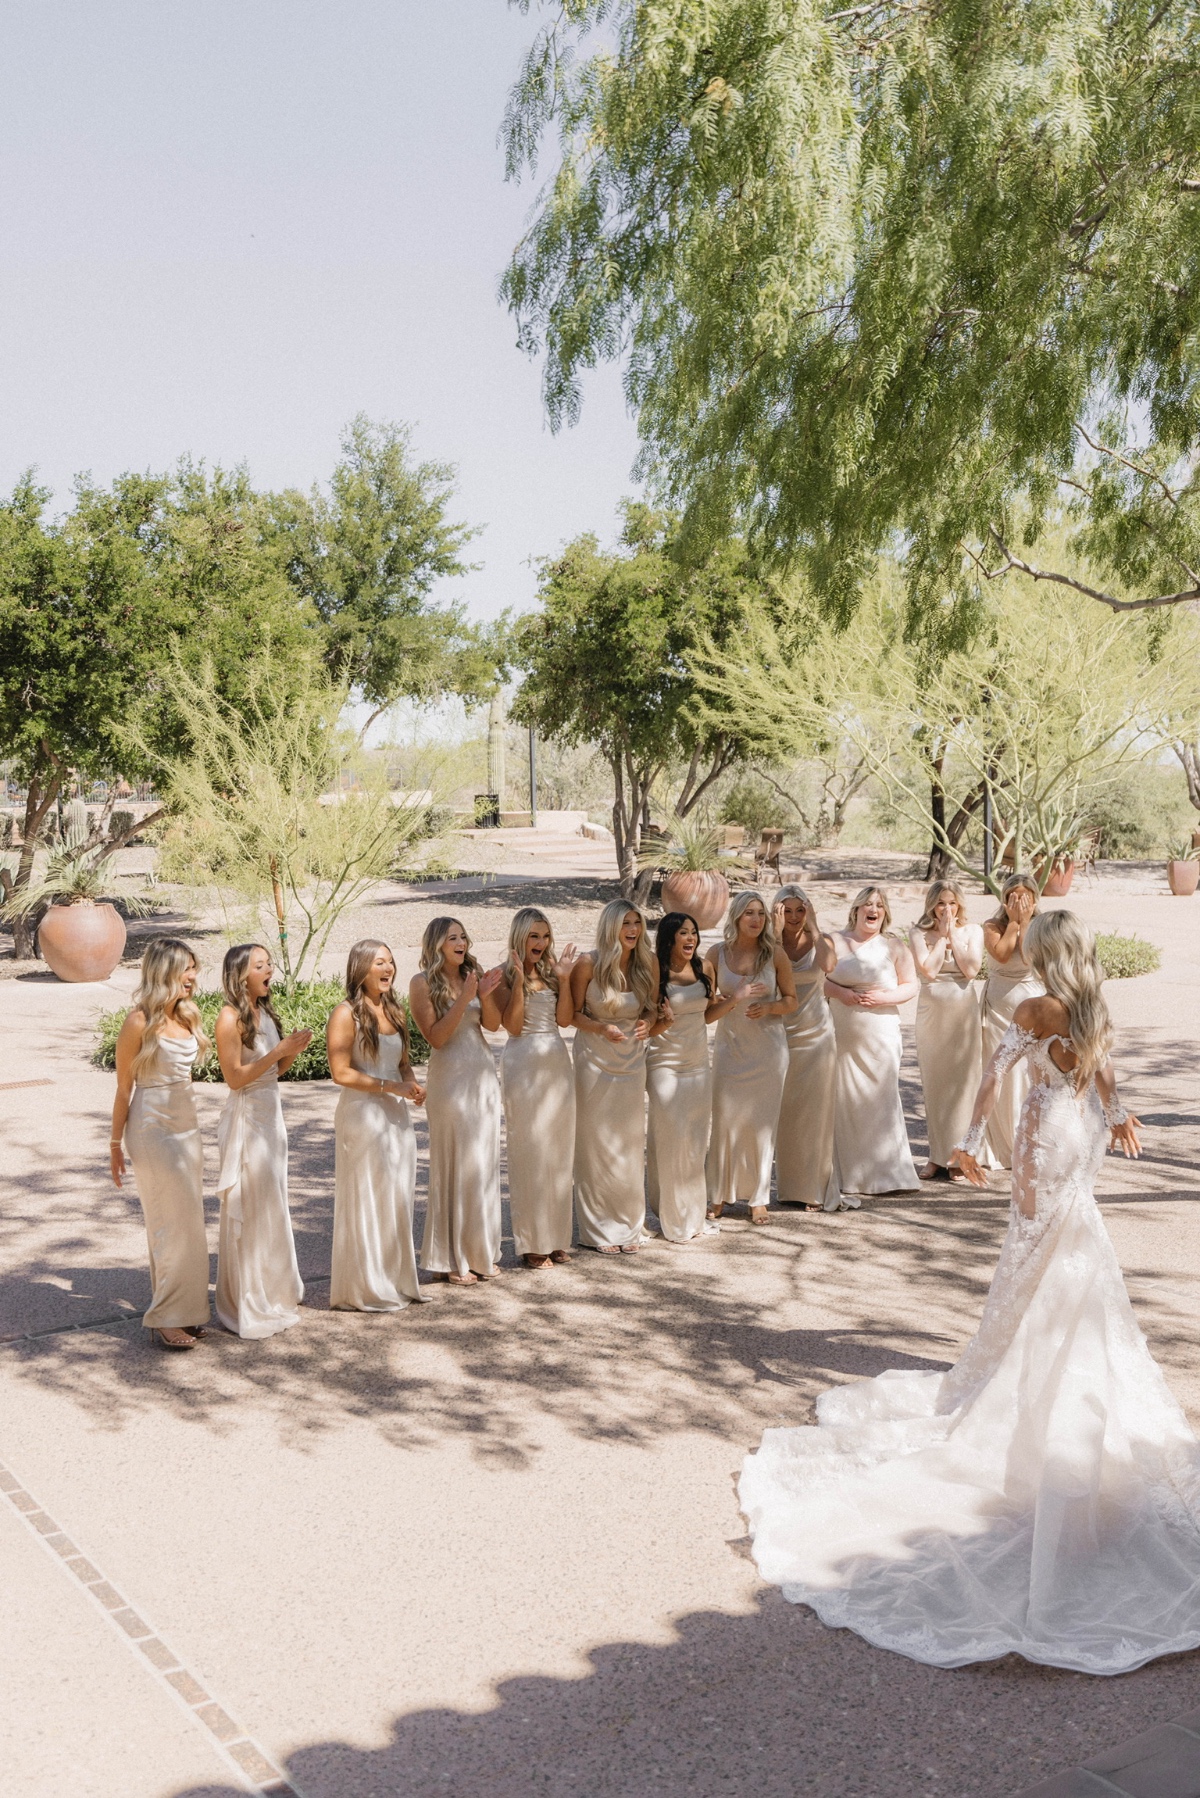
left=909, top=881, right=985, bottom=1181
left=410, top=917, right=504, bottom=1284
left=569, top=899, right=657, bottom=1254
left=704, top=891, right=797, bottom=1225
left=214, top=944, right=311, bottom=1337
left=328, top=939, right=429, bottom=1311
left=826, top=887, right=922, bottom=1194
left=492, top=907, right=578, bottom=1270
left=646, top=912, right=726, bottom=1243
left=109, top=938, right=211, bottom=1350
left=772, top=885, right=844, bottom=1212
left=981, top=872, right=1044, bottom=1168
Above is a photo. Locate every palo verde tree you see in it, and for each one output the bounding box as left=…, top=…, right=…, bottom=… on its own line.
left=504, top=1, right=1200, bottom=641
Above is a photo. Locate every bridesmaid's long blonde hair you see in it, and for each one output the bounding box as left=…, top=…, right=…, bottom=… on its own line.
left=915, top=880, right=968, bottom=931
left=1026, top=911, right=1113, bottom=1091
left=591, top=900, right=656, bottom=1008
left=344, top=938, right=408, bottom=1062
left=419, top=916, right=482, bottom=1019
left=990, top=871, right=1039, bottom=925
left=221, top=943, right=284, bottom=1050
left=131, top=937, right=209, bottom=1080
left=723, top=890, right=776, bottom=975
left=506, top=907, right=558, bottom=992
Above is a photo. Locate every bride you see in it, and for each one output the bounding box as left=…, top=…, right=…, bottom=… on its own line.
left=740, top=910, right=1200, bottom=1673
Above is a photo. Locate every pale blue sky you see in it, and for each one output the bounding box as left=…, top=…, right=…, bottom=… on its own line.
left=0, top=0, right=638, bottom=622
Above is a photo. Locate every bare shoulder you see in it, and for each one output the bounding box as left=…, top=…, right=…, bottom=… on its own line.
left=1013, top=994, right=1068, bottom=1035
left=118, top=1006, right=147, bottom=1036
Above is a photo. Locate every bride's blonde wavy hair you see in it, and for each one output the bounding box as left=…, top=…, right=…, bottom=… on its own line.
left=724, top=889, right=776, bottom=975
left=131, top=937, right=209, bottom=1080
left=1026, top=911, right=1113, bottom=1090
left=591, top=900, right=656, bottom=1009
left=344, top=938, right=408, bottom=1062
left=420, top=916, right=482, bottom=1018
left=506, top=907, right=558, bottom=992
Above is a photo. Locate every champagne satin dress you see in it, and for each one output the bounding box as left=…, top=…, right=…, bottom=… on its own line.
left=913, top=931, right=985, bottom=1168
left=421, top=997, right=503, bottom=1278
left=830, top=935, right=921, bottom=1194
left=215, top=1016, right=304, bottom=1338
left=705, top=948, right=789, bottom=1213
left=646, top=978, right=714, bottom=1242
left=125, top=1032, right=210, bottom=1330
left=501, top=985, right=575, bottom=1258
left=982, top=938, right=1045, bottom=1168
left=331, top=1032, right=428, bottom=1310
left=573, top=980, right=647, bottom=1249
left=776, top=947, right=845, bottom=1211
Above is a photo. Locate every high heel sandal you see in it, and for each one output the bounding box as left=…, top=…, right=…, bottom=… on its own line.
left=151, top=1329, right=196, bottom=1352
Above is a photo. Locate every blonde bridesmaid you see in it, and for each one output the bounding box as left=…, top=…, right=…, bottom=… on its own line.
left=328, top=940, right=429, bottom=1311
left=646, top=912, right=726, bottom=1242
left=909, top=882, right=985, bottom=1181
left=705, top=891, right=797, bottom=1225
left=109, top=938, right=211, bottom=1350
left=772, top=885, right=844, bottom=1212
left=826, top=887, right=922, bottom=1194
left=491, top=908, right=578, bottom=1270
left=410, top=918, right=504, bottom=1284
left=981, top=872, right=1044, bottom=1168
left=212, top=945, right=310, bottom=1337
left=569, top=900, right=657, bottom=1254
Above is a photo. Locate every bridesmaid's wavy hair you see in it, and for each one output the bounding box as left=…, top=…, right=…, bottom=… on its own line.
left=131, top=937, right=210, bottom=1080
left=723, top=890, right=776, bottom=975
left=847, top=885, right=893, bottom=933
left=915, top=880, right=969, bottom=931
left=591, top=900, right=656, bottom=1009
left=221, top=943, right=283, bottom=1051
left=506, top=907, right=559, bottom=993
left=419, top=916, right=482, bottom=1019
left=1026, top=911, right=1113, bottom=1090
left=989, top=871, right=1040, bottom=925
left=344, top=938, right=408, bottom=1061
left=655, top=912, right=712, bottom=1008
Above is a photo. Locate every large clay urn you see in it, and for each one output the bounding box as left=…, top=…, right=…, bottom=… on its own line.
left=1041, top=859, right=1075, bottom=898
left=660, top=869, right=730, bottom=930
left=1167, top=859, right=1200, bottom=897
left=37, top=901, right=127, bottom=981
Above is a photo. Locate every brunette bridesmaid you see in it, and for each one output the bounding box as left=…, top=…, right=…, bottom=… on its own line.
left=981, top=872, right=1044, bottom=1168
left=410, top=917, right=504, bottom=1284
left=491, top=907, right=579, bottom=1269
left=772, top=885, right=844, bottom=1211
left=704, top=891, right=797, bottom=1225
left=826, top=887, right=922, bottom=1194
left=109, top=938, right=211, bottom=1350
left=646, top=912, right=726, bottom=1243
left=328, top=939, right=429, bottom=1311
left=909, top=881, right=985, bottom=1181
left=570, top=900, right=657, bottom=1254
left=214, top=944, right=311, bottom=1336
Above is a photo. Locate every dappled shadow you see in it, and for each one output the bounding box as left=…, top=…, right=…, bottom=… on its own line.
left=373, top=873, right=619, bottom=913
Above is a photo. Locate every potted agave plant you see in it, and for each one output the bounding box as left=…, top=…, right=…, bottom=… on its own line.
left=1, top=847, right=155, bottom=980
left=1167, top=839, right=1200, bottom=897
left=638, top=817, right=730, bottom=929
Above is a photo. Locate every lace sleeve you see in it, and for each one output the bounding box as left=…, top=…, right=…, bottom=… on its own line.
left=955, top=1024, right=1038, bottom=1158
left=1094, top=1057, right=1128, bottom=1128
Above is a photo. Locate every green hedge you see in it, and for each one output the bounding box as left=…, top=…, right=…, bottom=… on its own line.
left=1095, top=932, right=1161, bottom=981
left=92, top=979, right=432, bottom=1080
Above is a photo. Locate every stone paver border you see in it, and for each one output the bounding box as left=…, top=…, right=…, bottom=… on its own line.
left=2, top=1455, right=299, bottom=1796
left=1014, top=1711, right=1200, bottom=1795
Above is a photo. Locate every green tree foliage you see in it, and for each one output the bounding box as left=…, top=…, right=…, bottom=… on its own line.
left=504, top=2, right=1200, bottom=636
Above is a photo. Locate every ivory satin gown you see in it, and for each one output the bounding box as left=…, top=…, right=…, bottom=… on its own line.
left=646, top=978, right=713, bottom=1241
left=913, top=932, right=985, bottom=1168
left=573, top=981, right=647, bottom=1249
left=501, top=985, right=575, bottom=1257
left=982, top=938, right=1044, bottom=1168
left=705, top=948, right=789, bottom=1212
left=741, top=1026, right=1200, bottom=1675
left=830, top=935, right=921, bottom=1194
left=215, top=1016, right=304, bottom=1339
left=331, top=1032, right=428, bottom=1310
left=126, top=1032, right=210, bottom=1330
left=775, top=947, right=845, bottom=1211
left=421, top=997, right=503, bottom=1278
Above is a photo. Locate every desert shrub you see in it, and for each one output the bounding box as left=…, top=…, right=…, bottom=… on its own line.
left=1095, top=933, right=1161, bottom=980
left=719, top=774, right=787, bottom=838
left=109, top=810, right=136, bottom=843
left=1085, top=768, right=1195, bottom=860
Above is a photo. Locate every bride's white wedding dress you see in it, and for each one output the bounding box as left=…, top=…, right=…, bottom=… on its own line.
left=740, top=1025, right=1200, bottom=1673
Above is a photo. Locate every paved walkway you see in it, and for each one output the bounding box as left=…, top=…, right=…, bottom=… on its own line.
left=3, top=849, right=1200, bottom=1796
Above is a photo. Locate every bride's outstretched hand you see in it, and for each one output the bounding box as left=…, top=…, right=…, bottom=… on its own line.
left=948, top=1148, right=987, bottom=1188
left=1110, top=1115, right=1142, bottom=1158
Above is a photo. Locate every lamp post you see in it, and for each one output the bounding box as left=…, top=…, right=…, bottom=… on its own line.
left=528, top=726, right=538, bottom=827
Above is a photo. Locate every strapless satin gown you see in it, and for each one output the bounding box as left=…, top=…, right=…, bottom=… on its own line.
left=125, top=1032, right=210, bottom=1330
left=331, top=1032, right=428, bottom=1310
left=573, top=980, right=647, bottom=1249
left=501, top=986, right=575, bottom=1257
left=215, top=1015, right=303, bottom=1337
left=646, top=978, right=713, bottom=1241
left=775, top=948, right=844, bottom=1211
left=829, top=935, right=920, bottom=1194
left=705, top=948, right=788, bottom=1212
left=421, top=998, right=503, bottom=1278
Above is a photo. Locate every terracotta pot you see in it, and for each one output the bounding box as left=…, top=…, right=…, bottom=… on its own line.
left=661, top=869, right=730, bottom=930
left=1167, top=860, right=1200, bottom=897
left=1042, top=859, right=1075, bottom=897
left=37, top=900, right=127, bottom=981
